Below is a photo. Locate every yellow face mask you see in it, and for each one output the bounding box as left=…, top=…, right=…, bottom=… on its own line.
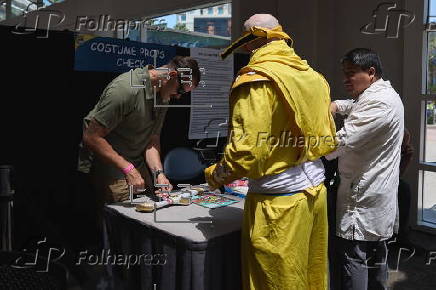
left=221, top=25, right=293, bottom=59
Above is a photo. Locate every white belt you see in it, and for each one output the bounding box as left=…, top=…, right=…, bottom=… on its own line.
left=248, top=159, right=325, bottom=194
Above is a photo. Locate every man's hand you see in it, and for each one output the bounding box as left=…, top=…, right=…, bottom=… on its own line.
left=155, top=173, right=173, bottom=194
left=204, top=164, right=221, bottom=191
left=125, top=168, right=145, bottom=191
left=330, top=102, right=338, bottom=115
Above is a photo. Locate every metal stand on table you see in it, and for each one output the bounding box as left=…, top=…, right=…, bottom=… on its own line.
left=128, top=185, right=151, bottom=205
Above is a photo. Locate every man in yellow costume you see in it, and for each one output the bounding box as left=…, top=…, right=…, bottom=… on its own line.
left=204, top=14, right=336, bottom=289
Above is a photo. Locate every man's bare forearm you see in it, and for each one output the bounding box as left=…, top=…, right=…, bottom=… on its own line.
left=145, top=135, right=163, bottom=172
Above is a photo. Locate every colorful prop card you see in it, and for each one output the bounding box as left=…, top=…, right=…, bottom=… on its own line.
left=191, top=193, right=239, bottom=209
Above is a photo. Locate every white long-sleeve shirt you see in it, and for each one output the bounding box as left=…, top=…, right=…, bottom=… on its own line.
left=326, top=79, right=404, bottom=241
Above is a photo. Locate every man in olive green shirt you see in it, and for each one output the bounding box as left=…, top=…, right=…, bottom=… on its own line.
left=78, top=56, right=201, bottom=203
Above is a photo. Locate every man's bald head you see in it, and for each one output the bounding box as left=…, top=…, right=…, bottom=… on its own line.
left=243, top=14, right=279, bottom=31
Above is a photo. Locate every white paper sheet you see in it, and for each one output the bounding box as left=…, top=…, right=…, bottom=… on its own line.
left=189, top=48, right=234, bottom=140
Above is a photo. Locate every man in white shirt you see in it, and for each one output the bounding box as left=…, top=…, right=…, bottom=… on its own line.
left=327, top=48, right=404, bottom=290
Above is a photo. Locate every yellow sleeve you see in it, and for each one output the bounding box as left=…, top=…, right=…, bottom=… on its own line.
left=205, top=81, right=274, bottom=189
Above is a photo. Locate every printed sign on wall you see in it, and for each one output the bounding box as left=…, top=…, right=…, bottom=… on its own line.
left=74, top=35, right=176, bottom=73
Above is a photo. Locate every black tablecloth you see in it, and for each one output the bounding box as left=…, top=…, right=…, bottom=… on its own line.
left=103, top=198, right=244, bottom=290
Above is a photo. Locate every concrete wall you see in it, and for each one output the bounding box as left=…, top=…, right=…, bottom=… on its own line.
left=232, top=0, right=407, bottom=99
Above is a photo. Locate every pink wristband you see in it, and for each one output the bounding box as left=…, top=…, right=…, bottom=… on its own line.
left=122, top=163, right=135, bottom=175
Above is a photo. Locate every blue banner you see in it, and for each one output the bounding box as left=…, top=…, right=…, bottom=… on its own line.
left=74, top=36, right=176, bottom=73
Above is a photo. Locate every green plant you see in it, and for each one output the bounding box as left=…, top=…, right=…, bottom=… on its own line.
left=174, top=23, right=189, bottom=32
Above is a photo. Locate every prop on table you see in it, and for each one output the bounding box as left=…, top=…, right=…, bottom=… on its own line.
left=135, top=191, right=192, bottom=213
left=224, top=178, right=248, bottom=198
left=132, top=183, right=232, bottom=212
left=183, top=183, right=240, bottom=209
left=133, top=185, right=211, bottom=212
left=128, top=185, right=149, bottom=205
left=191, top=193, right=239, bottom=209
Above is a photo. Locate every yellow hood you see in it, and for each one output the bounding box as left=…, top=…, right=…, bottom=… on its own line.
left=248, top=40, right=310, bottom=71
left=237, top=40, right=337, bottom=162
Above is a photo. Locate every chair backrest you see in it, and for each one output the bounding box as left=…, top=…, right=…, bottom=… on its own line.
left=163, top=147, right=207, bottom=182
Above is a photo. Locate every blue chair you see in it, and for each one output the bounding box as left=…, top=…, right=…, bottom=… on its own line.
left=163, top=147, right=207, bottom=185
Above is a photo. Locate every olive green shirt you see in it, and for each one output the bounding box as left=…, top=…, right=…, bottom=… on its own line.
left=78, top=66, right=168, bottom=179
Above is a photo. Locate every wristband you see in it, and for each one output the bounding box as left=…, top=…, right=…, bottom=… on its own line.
left=154, top=169, right=164, bottom=177
left=122, top=163, right=135, bottom=175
